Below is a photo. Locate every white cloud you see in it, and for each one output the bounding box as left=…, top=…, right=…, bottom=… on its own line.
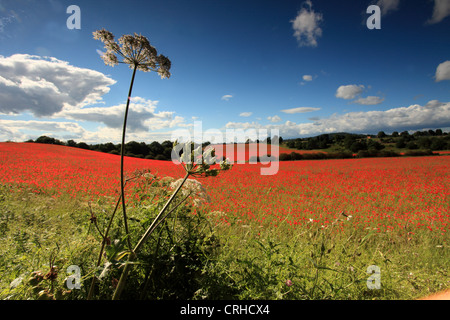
left=291, top=0, right=323, bottom=47
left=281, top=107, right=320, bottom=114
left=353, top=96, right=385, bottom=105
left=336, top=85, right=365, bottom=100
left=221, top=94, right=233, bottom=101
left=58, top=96, right=185, bottom=133
left=0, top=96, right=187, bottom=143
left=427, top=0, right=450, bottom=24
left=302, top=75, right=313, bottom=81
left=239, top=112, right=253, bottom=117
left=225, top=100, right=450, bottom=137
left=375, top=0, right=400, bottom=16
left=0, top=119, right=86, bottom=140
left=435, top=60, right=450, bottom=82
left=267, top=115, right=282, bottom=123
left=0, top=54, right=116, bottom=117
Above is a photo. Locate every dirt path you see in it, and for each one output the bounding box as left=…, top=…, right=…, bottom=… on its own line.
left=418, top=290, right=450, bottom=300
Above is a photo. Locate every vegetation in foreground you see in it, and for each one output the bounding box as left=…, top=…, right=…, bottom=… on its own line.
left=1, top=178, right=448, bottom=300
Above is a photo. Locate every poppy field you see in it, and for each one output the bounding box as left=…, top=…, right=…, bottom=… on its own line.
left=1, top=141, right=449, bottom=300
left=1, top=142, right=448, bottom=236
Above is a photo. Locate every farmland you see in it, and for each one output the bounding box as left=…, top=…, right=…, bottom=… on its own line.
left=0, top=142, right=449, bottom=300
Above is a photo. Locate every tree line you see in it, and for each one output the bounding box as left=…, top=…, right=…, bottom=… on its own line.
left=284, top=130, right=450, bottom=153
left=28, top=136, right=177, bottom=161
left=26, top=129, right=449, bottom=162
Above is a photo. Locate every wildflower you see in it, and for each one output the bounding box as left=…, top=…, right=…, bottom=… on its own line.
left=159, top=176, right=176, bottom=186
left=173, top=141, right=232, bottom=177
left=93, top=29, right=171, bottom=77
left=143, top=172, right=155, bottom=179
left=170, top=178, right=211, bottom=204
left=285, top=279, right=293, bottom=287
left=93, top=29, right=173, bottom=261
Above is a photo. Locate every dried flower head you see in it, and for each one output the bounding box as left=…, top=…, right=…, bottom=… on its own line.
left=93, top=28, right=171, bottom=78
left=173, top=141, right=233, bottom=177
left=170, top=178, right=211, bottom=207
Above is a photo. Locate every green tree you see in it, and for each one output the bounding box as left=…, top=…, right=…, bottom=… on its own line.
left=350, top=141, right=367, bottom=153
left=406, top=141, right=418, bottom=150
left=430, top=138, right=446, bottom=150
left=396, top=139, right=406, bottom=148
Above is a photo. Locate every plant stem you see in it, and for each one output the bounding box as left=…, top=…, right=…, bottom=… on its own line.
left=120, top=64, right=138, bottom=252
left=87, top=193, right=122, bottom=300
left=134, top=171, right=190, bottom=254
left=112, top=171, right=190, bottom=300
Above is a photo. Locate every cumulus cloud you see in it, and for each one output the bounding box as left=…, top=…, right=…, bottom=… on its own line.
left=0, top=96, right=187, bottom=143
left=239, top=112, right=253, bottom=117
left=435, top=60, right=450, bottom=82
left=281, top=107, right=320, bottom=114
left=427, top=0, right=450, bottom=24
left=221, top=94, right=233, bottom=101
left=225, top=101, right=450, bottom=137
left=353, top=96, right=385, bottom=105
left=0, top=119, right=86, bottom=141
left=375, top=0, right=400, bottom=16
left=291, top=0, right=323, bottom=47
left=0, top=54, right=116, bottom=117
left=58, top=96, right=185, bottom=133
left=336, top=85, right=365, bottom=100
left=300, top=74, right=314, bottom=85
left=267, top=115, right=282, bottom=123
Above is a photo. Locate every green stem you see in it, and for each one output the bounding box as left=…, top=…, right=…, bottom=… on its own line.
left=133, top=171, right=190, bottom=254
left=87, top=193, right=122, bottom=300
left=120, top=64, right=138, bottom=252
left=112, top=171, right=190, bottom=300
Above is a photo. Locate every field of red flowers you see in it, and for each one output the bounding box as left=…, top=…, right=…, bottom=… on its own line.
left=1, top=142, right=449, bottom=236
left=0, top=142, right=184, bottom=200
left=210, top=143, right=321, bottom=162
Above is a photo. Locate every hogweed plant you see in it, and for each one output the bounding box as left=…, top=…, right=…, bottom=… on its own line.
left=90, top=29, right=231, bottom=300
left=93, top=28, right=171, bottom=252
left=111, top=142, right=232, bottom=299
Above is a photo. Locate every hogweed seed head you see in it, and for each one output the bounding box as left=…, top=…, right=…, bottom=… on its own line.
left=93, top=29, right=171, bottom=79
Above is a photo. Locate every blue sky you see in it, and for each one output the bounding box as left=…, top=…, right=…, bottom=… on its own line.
left=0, top=0, right=449, bottom=143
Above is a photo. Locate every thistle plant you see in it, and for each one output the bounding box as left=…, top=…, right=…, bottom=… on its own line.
left=93, top=29, right=171, bottom=251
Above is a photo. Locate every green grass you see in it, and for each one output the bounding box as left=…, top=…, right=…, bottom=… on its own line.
left=0, top=182, right=448, bottom=300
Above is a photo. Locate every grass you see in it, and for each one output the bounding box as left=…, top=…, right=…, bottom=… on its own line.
left=1, top=179, right=448, bottom=300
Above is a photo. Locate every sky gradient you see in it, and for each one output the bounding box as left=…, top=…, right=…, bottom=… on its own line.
left=0, top=0, right=449, bottom=143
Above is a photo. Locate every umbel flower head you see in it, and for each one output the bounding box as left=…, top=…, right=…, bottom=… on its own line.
left=93, top=28, right=171, bottom=78
left=173, top=141, right=233, bottom=177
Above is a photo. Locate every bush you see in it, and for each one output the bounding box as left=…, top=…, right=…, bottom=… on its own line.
left=290, top=152, right=303, bottom=160
left=403, top=150, right=434, bottom=157
left=406, top=141, right=419, bottom=150
left=279, top=153, right=292, bottom=161
left=326, top=152, right=353, bottom=159
left=378, top=150, right=400, bottom=157
left=302, top=152, right=327, bottom=160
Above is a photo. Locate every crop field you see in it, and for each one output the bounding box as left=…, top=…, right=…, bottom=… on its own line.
left=1, top=141, right=449, bottom=300
left=2, top=142, right=448, bottom=236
